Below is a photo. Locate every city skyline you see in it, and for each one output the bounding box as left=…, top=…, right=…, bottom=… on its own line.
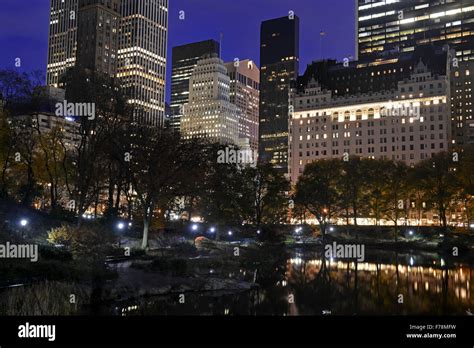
left=0, top=0, right=356, bottom=103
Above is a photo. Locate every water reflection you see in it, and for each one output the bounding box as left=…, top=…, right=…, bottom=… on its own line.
left=112, top=249, right=473, bottom=316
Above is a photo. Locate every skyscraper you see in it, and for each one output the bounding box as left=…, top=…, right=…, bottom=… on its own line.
left=357, top=0, right=474, bottom=61
left=170, top=40, right=220, bottom=132
left=47, top=0, right=168, bottom=127
left=224, top=60, right=260, bottom=152
left=47, top=0, right=78, bottom=87
left=180, top=56, right=239, bottom=145
left=117, top=0, right=168, bottom=126
left=259, top=15, right=299, bottom=173
left=357, top=1, right=474, bottom=146
left=76, top=0, right=121, bottom=76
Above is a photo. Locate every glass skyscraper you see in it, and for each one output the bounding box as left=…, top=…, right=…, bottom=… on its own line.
left=259, top=15, right=299, bottom=173
left=357, top=0, right=474, bottom=61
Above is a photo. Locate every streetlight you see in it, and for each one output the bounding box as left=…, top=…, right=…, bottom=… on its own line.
left=20, top=219, right=28, bottom=227
left=191, top=224, right=198, bottom=231
left=228, top=231, right=233, bottom=236
left=117, top=222, right=125, bottom=230
left=209, top=227, right=216, bottom=233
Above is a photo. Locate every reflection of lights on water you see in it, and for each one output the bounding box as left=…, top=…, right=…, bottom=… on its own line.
left=224, top=308, right=230, bottom=315
left=282, top=280, right=287, bottom=287
left=410, top=257, right=414, bottom=266
left=121, top=305, right=139, bottom=316
left=425, top=282, right=429, bottom=291
left=441, top=258, right=445, bottom=267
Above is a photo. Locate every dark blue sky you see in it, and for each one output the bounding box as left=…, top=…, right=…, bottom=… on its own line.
left=0, top=0, right=356, bottom=102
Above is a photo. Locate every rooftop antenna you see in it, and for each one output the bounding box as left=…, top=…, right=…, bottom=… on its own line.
left=219, top=33, right=223, bottom=58
left=320, top=31, right=326, bottom=59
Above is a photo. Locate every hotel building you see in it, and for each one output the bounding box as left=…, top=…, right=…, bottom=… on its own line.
left=289, top=46, right=452, bottom=184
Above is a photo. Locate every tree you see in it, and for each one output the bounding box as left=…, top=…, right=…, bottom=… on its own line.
left=239, top=162, right=290, bottom=227
left=414, top=152, right=459, bottom=232
left=119, top=127, right=204, bottom=249
left=380, top=161, right=409, bottom=240
left=61, top=68, right=130, bottom=222
left=365, top=159, right=391, bottom=226
left=455, top=146, right=474, bottom=229
left=338, top=156, right=369, bottom=225
left=198, top=144, right=242, bottom=237
left=295, top=159, right=341, bottom=238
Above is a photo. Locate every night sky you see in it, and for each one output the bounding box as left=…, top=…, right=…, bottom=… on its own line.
left=0, top=0, right=356, bottom=102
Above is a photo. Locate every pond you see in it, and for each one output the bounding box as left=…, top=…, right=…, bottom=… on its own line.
left=109, top=248, right=473, bottom=316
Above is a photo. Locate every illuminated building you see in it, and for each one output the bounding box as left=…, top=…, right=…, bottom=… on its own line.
left=170, top=40, right=220, bottom=132
left=357, top=0, right=474, bottom=61
left=259, top=15, right=299, bottom=173
left=47, top=0, right=78, bottom=87
left=117, top=0, right=168, bottom=126
left=47, top=0, right=169, bottom=127
left=180, top=56, right=239, bottom=145
left=76, top=0, right=121, bottom=76
left=451, top=61, right=474, bottom=145
left=289, top=46, right=452, bottom=184
left=224, top=60, right=260, bottom=152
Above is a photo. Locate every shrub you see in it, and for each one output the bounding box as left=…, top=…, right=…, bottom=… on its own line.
left=47, top=224, right=72, bottom=247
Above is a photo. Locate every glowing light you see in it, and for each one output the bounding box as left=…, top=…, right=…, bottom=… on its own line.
left=209, top=227, right=216, bottom=233
left=20, top=219, right=28, bottom=227
left=192, top=224, right=198, bottom=231
left=117, top=222, right=125, bottom=230
left=228, top=231, right=233, bottom=236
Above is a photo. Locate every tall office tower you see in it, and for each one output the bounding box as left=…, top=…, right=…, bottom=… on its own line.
left=76, top=0, right=121, bottom=76
left=259, top=16, right=299, bottom=173
left=181, top=56, right=239, bottom=145
left=451, top=61, right=474, bottom=145
left=170, top=40, right=220, bottom=131
left=47, top=0, right=79, bottom=87
left=357, top=0, right=474, bottom=61
left=224, top=60, right=260, bottom=152
left=117, top=0, right=168, bottom=126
